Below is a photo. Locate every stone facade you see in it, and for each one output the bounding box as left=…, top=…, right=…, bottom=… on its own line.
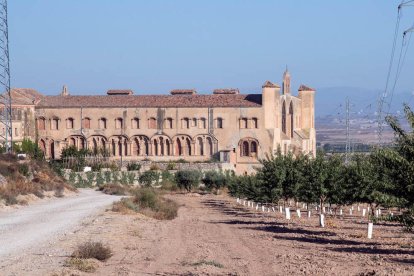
left=4, top=70, right=316, bottom=174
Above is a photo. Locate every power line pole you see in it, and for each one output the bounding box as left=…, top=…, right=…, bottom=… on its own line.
left=345, top=98, right=351, bottom=162
left=0, top=0, right=12, bottom=153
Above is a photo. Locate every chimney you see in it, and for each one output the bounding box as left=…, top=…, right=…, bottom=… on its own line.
left=170, top=89, right=197, bottom=95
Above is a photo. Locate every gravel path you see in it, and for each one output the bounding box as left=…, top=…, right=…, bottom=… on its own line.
left=0, top=189, right=120, bottom=262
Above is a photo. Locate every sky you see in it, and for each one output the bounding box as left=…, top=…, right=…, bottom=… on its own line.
left=9, top=0, right=414, bottom=96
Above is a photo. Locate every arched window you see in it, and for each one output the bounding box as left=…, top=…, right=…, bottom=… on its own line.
left=115, top=118, right=123, bottom=129
left=37, top=117, right=46, bottom=130
left=240, top=118, right=248, bottom=129
left=111, top=139, right=116, bottom=156
left=251, top=141, right=258, bottom=156
left=69, top=137, right=76, bottom=147
left=39, top=139, right=46, bottom=154
left=92, top=138, right=98, bottom=154
left=133, top=138, right=140, bottom=156
left=199, top=118, right=206, bottom=129
left=241, top=141, right=249, bottom=157
left=82, top=117, right=91, bottom=129
left=131, top=118, right=140, bottom=129
left=165, top=118, right=173, bottom=129
left=185, top=137, right=192, bottom=156
left=51, top=117, right=59, bottom=130
left=206, top=137, right=213, bottom=156
left=175, top=138, right=182, bottom=156
left=148, top=117, right=157, bottom=129
left=66, top=118, right=74, bottom=129
left=79, top=137, right=86, bottom=149
left=197, top=137, right=204, bottom=156
left=216, top=117, right=223, bottom=129
left=252, top=118, right=258, bottom=129
left=182, top=118, right=190, bottom=129
left=282, top=101, right=286, bottom=134
left=166, top=139, right=171, bottom=155
left=98, top=118, right=107, bottom=129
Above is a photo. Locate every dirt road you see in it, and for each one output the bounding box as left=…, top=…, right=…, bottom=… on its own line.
left=0, top=189, right=121, bottom=270
left=2, top=192, right=413, bottom=275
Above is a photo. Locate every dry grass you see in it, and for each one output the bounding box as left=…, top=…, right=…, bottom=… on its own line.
left=113, top=188, right=179, bottom=220
left=64, top=257, right=96, bottom=273
left=0, top=155, right=74, bottom=206
left=98, top=183, right=129, bottom=195
left=72, top=241, right=112, bottom=261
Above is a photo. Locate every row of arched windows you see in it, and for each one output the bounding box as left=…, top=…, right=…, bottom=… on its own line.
left=63, top=135, right=216, bottom=158
left=37, top=116, right=225, bottom=130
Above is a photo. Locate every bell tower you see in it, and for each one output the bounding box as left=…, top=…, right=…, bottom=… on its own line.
left=282, top=67, right=291, bottom=95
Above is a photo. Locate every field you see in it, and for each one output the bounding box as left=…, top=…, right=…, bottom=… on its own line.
left=4, top=192, right=412, bottom=276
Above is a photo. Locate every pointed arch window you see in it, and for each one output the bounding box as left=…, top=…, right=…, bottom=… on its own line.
left=282, top=101, right=286, bottom=134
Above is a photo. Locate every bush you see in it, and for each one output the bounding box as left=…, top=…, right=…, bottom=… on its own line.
left=127, top=162, right=141, bottom=171
left=139, top=170, right=159, bottom=186
left=72, top=241, right=112, bottom=261
left=160, top=180, right=178, bottom=191
left=113, top=187, right=178, bottom=220
left=175, top=170, right=201, bottom=192
left=98, top=183, right=128, bottom=195
left=202, top=171, right=227, bottom=191
left=149, top=164, right=160, bottom=171
left=18, top=164, right=30, bottom=177
left=166, top=162, right=176, bottom=170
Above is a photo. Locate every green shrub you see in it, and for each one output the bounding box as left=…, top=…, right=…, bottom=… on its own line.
left=68, top=171, right=77, bottom=184
left=120, top=172, right=129, bottom=185
left=112, top=171, right=120, bottom=184
left=139, top=170, right=159, bottom=186
left=104, top=171, right=112, bottom=183
left=166, top=162, right=176, bottom=170
left=175, top=170, right=201, bottom=192
left=127, top=172, right=135, bottom=185
left=127, top=162, right=141, bottom=171
left=202, top=171, right=227, bottom=190
left=96, top=172, right=105, bottom=186
left=18, top=164, right=30, bottom=177
left=86, top=171, right=95, bottom=186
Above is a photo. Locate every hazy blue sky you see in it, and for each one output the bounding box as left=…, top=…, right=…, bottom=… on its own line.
left=9, top=0, right=414, bottom=95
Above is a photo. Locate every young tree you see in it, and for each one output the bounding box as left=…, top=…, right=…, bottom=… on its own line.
left=175, top=170, right=201, bottom=192
left=256, top=150, right=286, bottom=204
left=302, top=151, right=329, bottom=213
left=375, top=104, right=414, bottom=230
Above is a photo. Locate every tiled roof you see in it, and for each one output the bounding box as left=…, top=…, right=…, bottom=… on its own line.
left=298, top=85, right=315, bottom=92
left=262, top=81, right=280, bottom=88
left=6, top=88, right=44, bottom=105
left=37, top=94, right=262, bottom=108
left=107, top=89, right=134, bottom=95
left=213, top=88, right=240, bottom=95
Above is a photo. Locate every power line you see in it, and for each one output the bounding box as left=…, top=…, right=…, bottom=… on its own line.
left=0, top=0, right=12, bottom=153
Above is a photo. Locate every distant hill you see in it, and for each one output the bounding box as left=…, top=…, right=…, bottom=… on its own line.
left=315, top=86, right=413, bottom=117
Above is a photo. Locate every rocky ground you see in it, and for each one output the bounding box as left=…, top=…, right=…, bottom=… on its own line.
left=1, top=192, right=413, bottom=276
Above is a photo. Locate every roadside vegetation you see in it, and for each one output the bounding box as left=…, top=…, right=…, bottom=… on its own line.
left=0, top=139, right=75, bottom=206
left=113, top=187, right=178, bottom=220
left=227, top=104, right=414, bottom=231
left=64, top=241, right=112, bottom=273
